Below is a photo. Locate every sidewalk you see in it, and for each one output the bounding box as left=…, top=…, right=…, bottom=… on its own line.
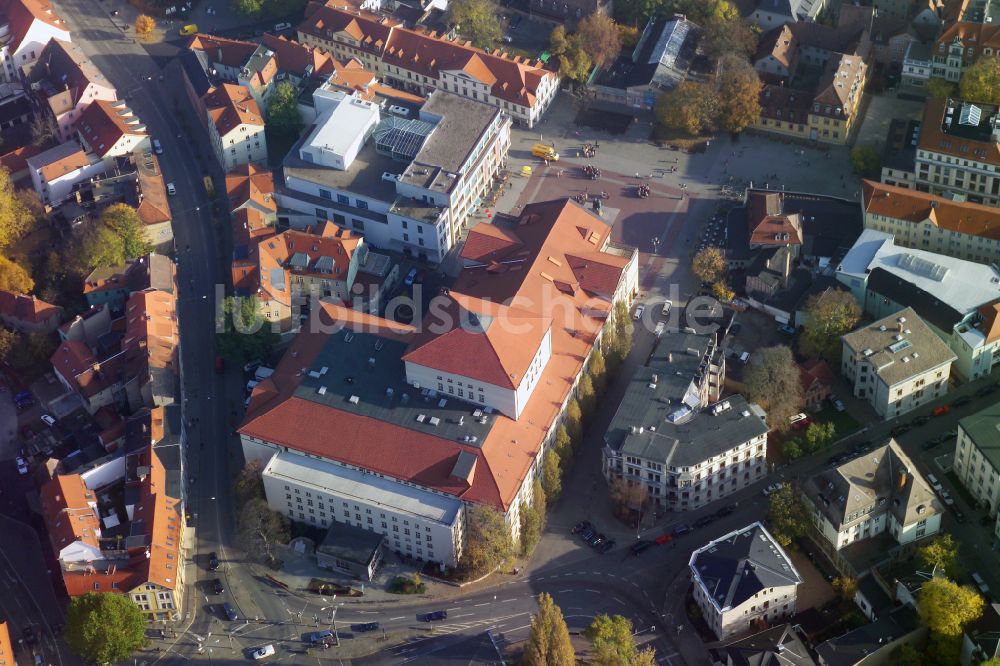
left=661, top=573, right=712, bottom=666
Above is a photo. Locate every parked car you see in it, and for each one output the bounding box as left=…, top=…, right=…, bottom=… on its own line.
left=273, top=22, right=291, bottom=30
left=422, top=610, right=447, bottom=621
left=952, top=396, right=972, bottom=407
left=913, top=415, right=931, bottom=426
left=178, top=23, right=198, bottom=35
left=212, top=579, right=224, bottom=594
left=715, top=504, right=737, bottom=518
left=976, top=384, right=998, bottom=397
left=932, top=405, right=950, bottom=417
left=629, top=540, right=654, bottom=555
left=580, top=528, right=595, bottom=541
left=762, top=483, right=783, bottom=497
left=352, top=622, right=379, bottom=632
left=597, top=539, right=615, bottom=554
left=152, top=139, right=163, bottom=154
left=672, top=523, right=691, bottom=537
left=693, top=515, right=715, bottom=529
left=633, top=304, right=645, bottom=320
left=306, top=631, right=333, bottom=645
left=572, top=520, right=591, bottom=534
left=40, top=414, right=56, bottom=427
left=403, top=267, right=418, bottom=286
left=16, top=457, right=28, bottom=475
left=953, top=509, right=966, bottom=524
left=972, top=573, right=991, bottom=596
left=222, top=602, right=237, bottom=621
left=831, top=396, right=846, bottom=412
left=789, top=413, right=811, bottom=431
left=588, top=533, right=606, bottom=547
left=208, top=551, right=220, bottom=571
left=167, top=182, right=176, bottom=196
left=890, top=424, right=911, bottom=437
left=251, top=644, right=275, bottom=660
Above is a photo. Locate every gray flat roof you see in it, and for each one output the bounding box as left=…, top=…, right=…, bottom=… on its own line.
left=265, top=450, right=462, bottom=525
left=842, top=307, right=957, bottom=386
left=619, top=395, right=769, bottom=467
left=318, top=520, right=384, bottom=566
left=292, top=327, right=497, bottom=448
left=398, top=91, right=500, bottom=193
left=283, top=136, right=402, bottom=202
left=959, top=401, right=1000, bottom=473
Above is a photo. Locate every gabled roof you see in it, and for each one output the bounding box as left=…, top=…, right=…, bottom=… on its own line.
left=186, top=33, right=259, bottom=68
left=460, top=222, right=523, bottom=263
left=261, top=33, right=333, bottom=77
left=0, top=289, right=60, bottom=324
left=747, top=192, right=802, bottom=246
left=719, top=624, right=817, bottom=666
left=204, top=83, right=263, bottom=137
left=122, top=289, right=178, bottom=374
left=31, top=39, right=113, bottom=114
left=979, top=300, right=1000, bottom=345
left=75, top=100, right=146, bottom=158
left=0, top=144, right=41, bottom=174
left=27, top=140, right=91, bottom=182
left=933, top=23, right=1000, bottom=64
left=256, top=223, right=361, bottom=304
left=39, top=473, right=99, bottom=553
left=812, top=53, right=864, bottom=114
left=226, top=163, right=276, bottom=212
left=0, top=0, right=69, bottom=54
left=862, top=179, right=1000, bottom=240
left=403, top=294, right=551, bottom=389
left=136, top=153, right=170, bottom=227
left=756, top=24, right=798, bottom=68
left=689, top=522, right=802, bottom=612
left=799, top=358, right=833, bottom=393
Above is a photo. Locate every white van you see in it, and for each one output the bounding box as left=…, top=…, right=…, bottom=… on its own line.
left=661, top=301, right=672, bottom=316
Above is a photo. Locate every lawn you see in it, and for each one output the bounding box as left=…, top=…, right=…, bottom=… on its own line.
left=812, top=405, right=861, bottom=441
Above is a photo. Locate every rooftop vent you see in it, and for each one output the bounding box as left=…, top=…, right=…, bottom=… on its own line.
left=348, top=395, right=360, bottom=404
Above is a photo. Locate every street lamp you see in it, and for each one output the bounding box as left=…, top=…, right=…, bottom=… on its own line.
left=320, top=603, right=344, bottom=646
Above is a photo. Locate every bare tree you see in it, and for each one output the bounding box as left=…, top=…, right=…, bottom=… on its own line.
left=236, top=498, right=290, bottom=565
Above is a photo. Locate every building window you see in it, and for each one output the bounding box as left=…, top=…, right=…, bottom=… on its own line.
left=337, top=194, right=349, bottom=205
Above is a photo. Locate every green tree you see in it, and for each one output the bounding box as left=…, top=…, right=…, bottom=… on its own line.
left=890, top=643, right=926, bottom=666
left=66, top=592, right=147, bottom=664
left=80, top=224, right=126, bottom=269
left=782, top=438, right=803, bottom=460
left=542, top=449, right=563, bottom=502
left=655, top=81, right=718, bottom=136
left=604, top=300, right=633, bottom=369
left=445, top=0, right=502, bottom=48
left=0, top=166, right=37, bottom=250
left=918, top=577, right=984, bottom=637
left=267, top=81, right=303, bottom=138
left=799, top=289, right=862, bottom=362
left=586, top=613, right=654, bottom=665
left=565, top=399, right=583, bottom=442
left=234, top=0, right=265, bottom=17
left=832, top=576, right=858, bottom=601
left=235, top=497, right=290, bottom=565
left=519, top=479, right=546, bottom=556
left=577, top=14, right=622, bottom=66
left=926, top=77, right=956, bottom=99
left=578, top=374, right=596, bottom=415
left=554, top=425, right=573, bottom=462
left=691, top=246, right=726, bottom=284
left=7, top=331, right=56, bottom=370
left=463, top=504, right=514, bottom=576
left=549, top=25, right=570, bottom=55
left=803, top=421, right=835, bottom=453
left=927, top=634, right=962, bottom=666
left=959, top=56, right=1000, bottom=104
left=0, top=255, right=34, bottom=293
left=767, top=483, right=809, bottom=547
left=216, top=295, right=279, bottom=365
left=715, top=55, right=762, bottom=134
left=614, top=0, right=661, bottom=26
left=101, top=203, right=152, bottom=261
left=522, top=592, right=576, bottom=666
left=849, top=145, right=882, bottom=179
left=918, top=534, right=961, bottom=578
left=588, top=348, right=607, bottom=395
left=980, top=657, right=1000, bottom=666
left=557, top=39, right=593, bottom=84
left=744, top=345, right=804, bottom=430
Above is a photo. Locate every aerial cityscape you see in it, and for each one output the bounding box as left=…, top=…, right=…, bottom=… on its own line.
left=0, top=0, right=999, bottom=662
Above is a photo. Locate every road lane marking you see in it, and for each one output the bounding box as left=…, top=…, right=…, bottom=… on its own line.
left=559, top=589, right=573, bottom=593
left=501, top=598, right=517, bottom=603
left=389, top=616, right=405, bottom=620
left=586, top=589, right=600, bottom=593
left=474, top=603, right=488, bottom=607
left=446, top=607, right=460, bottom=611
left=452, top=613, right=473, bottom=618
left=613, top=598, right=625, bottom=605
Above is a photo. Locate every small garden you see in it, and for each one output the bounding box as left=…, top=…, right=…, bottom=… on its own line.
left=388, top=573, right=426, bottom=595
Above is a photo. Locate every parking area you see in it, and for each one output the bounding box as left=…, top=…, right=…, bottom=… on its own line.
left=853, top=92, right=926, bottom=152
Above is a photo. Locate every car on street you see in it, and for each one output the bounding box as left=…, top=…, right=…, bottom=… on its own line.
left=352, top=622, right=379, bottom=632
left=274, top=22, right=291, bottom=31
left=890, top=424, right=911, bottom=437
left=208, top=551, right=220, bottom=570
left=913, top=415, right=931, bottom=426
left=422, top=610, right=448, bottom=621
left=403, top=267, right=418, bottom=286
left=40, top=414, right=56, bottom=426
left=179, top=24, right=198, bottom=35
left=597, top=539, right=616, bottom=553
left=589, top=533, right=606, bottom=547
left=953, top=509, right=966, bottom=523
left=580, top=527, right=595, bottom=541
left=222, top=602, right=237, bottom=621
left=932, top=405, right=950, bottom=417
left=152, top=139, right=163, bottom=154
left=976, top=384, right=999, bottom=397
left=953, top=396, right=972, bottom=407
left=972, top=573, right=990, bottom=597
left=306, top=631, right=333, bottom=645
left=789, top=413, right=810, bottom=430
left=762, top=482, right=783, bottom=497
left=630, top=540, right=654, bottom=555
left=777, top=324, right=796, bottom=335
left=827, top=453, right=847, bottom=465
left=633, top=304, right=645, bottom=320
left=251, top=644, right=275, bottom=660
left=572, top=520, right=591, bottom=534
left=16, top=457, right=28, bottom=475
left=212, top=578, right=224, bottom=594
left=693, top=515, right=715, bottom=529
left=831, top=396, right=846, bottom=412
left=672, top=523, right=692, bottom=537
left=166, top=182, right=176, bottom=196
left=715, top=504, right=737, bottom=518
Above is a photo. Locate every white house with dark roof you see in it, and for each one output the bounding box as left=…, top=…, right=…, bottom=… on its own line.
left=689, top=522, right=802, bottom=640
left=0, top=0, right=70, bottom=83
left=802, top=439, right=942, bottom=550
left=954, top=401, right=1000, bottom=515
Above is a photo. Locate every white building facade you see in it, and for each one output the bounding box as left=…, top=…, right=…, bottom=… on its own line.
left=954, top=402, right=1000, bottom=515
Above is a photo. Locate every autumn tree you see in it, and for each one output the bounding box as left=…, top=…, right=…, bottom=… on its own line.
left=445, top=0, right=502, bottom=48
left=588, top=347, right=608, bottom=395
left=767, top=483, right=809, bottom=547
left=0, top=328, right=16, bottom=364
left=578, top=374, right=597, bottom=415
left=0, top=255, right=34, bottom=293
left=554, top=425, right=573, bottom=462
left=235, top=498, right=289, bottom=565
left=522, top=592, right=575, bottom=666
left=655, top=81, right=718, bottom=136
left=715, top=55, right=762, bottom=134
left=712, top=280, right=735, bottom=303
left=918, top=534, right=961, bottom=578
left=234, top=0, right=265, bottom=17
left=849, top=145, right=882, bottom=179
left=463, top=504, right=514, bottom=576
left=927, top=77, right=957, bottom=99
left=101, top=203, right=152, bottom=261
left=744, top=345, right=804, bottom=430
left=608, top=476, right=648, bottom=518
left=6, top=331, right=56, bottom=369
left=832, top=576, right=858, bottom=601
left=577, top=14, right=622, bottom=66
left=550, top=26, right=593, bottom=84
left=266, top=81, right=303, bottom=139
left=0, top=166, right=37, bottom=249
left=959, top=56, right=1000, bottom=104
left=799, top=290, right=861, bottom=362
left=702, top=17, right=758, bottom=62
left=66, top=593, right=147, bottom=664
left=565, top=399, right=583, bottom=442
left=691, top=246, right=727, bottom=284
left=234, top=459, right=266, bottom=505
left=519, top=479, right=546, bottom=556
left=585, top=614, right=656, bottom=665
left=134, top=14, right=156, bottom=37
left=918, top=577, right=984, bottom=637
left=542, top=449, right=563, bottom=502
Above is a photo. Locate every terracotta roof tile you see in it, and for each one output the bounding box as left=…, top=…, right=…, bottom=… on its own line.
left=0, top=289, right=61, bottom=324
left=226, top=163, right=276, bottom=212
left=862, top=179, right=1000, bottom=240
left=39, top=474, right=100, bottom=553
left=917, top=97, right=1000, bottom=166
left=75, top=100, right=146, bottom=158
left=123, top=289, right=178, bottom=373
left=0, top=144, right=40, bottom=174
left=0, top=0, right=68, bottom=54
left=978, top=300, right=1000, bottom=344
left=186, top=33, right=259, bottom=67
left=37, top=146, right=90, bottom=182
left=261, top=33, right=333, bottom=77
left=747, top=192, right=803, bottom=245
left=204, top=83, right=263, bottom=138
left=256, top=223, right=362, bottom=305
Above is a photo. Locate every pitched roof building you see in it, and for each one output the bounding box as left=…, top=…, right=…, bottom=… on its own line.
left=954, top=401, right=1000, bottom=518
left=690, top=522, right=802, bottom=640
left=28, top=38, right=116, bottom=142
left=712, top=624, right=817, bottom=665
left=0, top=0, right=70, bottom=83
left=239, top=199, right=638, bottom=566
left=0, top=289, right=61, bottom=332
left=296, top=4, right=558, bottom=127
left=75, top=99, right=147, bottom=159
left=202, top=82, right=266, bottom=171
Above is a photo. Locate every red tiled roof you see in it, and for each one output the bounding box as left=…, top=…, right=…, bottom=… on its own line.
left=461, top=223, right=523, bottom=263
left=76, top=100, right=146, bottom=158
left=256, top=223, right=361, bottom=305
left=37, top=147, right=90, bottom=182
left=136, top=155, right=171, bottom=226
left=226, top=163, right=276, bottom=212
left=0, top=0, right=68, bottom=54
left=978, top=300, right=1000, bottom=344
left=862, top=179, right=1000, bottom=240
left=799, top=359, right=834, bottom=393
left=39, top=474, right=99, bottom=554
left=261, top=33, right=333, bottom=77
left=123, top=290, right=178, bottom=373
left=186, top=33, right=259, bottom=67
left=0, top=144, right=41, bottom=174
left=0, top=289, right=60, bottom=324
left=918, top=97, right=1000, bottom=166
left=204, top=83, right=263, bottom=138
left=747, top=192, right=803, bottom=246
left=933, top=23, right=1000, bottom=66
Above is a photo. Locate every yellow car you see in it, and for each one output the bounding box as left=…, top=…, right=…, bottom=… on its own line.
left=179, top=24, right=198, bottom=36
